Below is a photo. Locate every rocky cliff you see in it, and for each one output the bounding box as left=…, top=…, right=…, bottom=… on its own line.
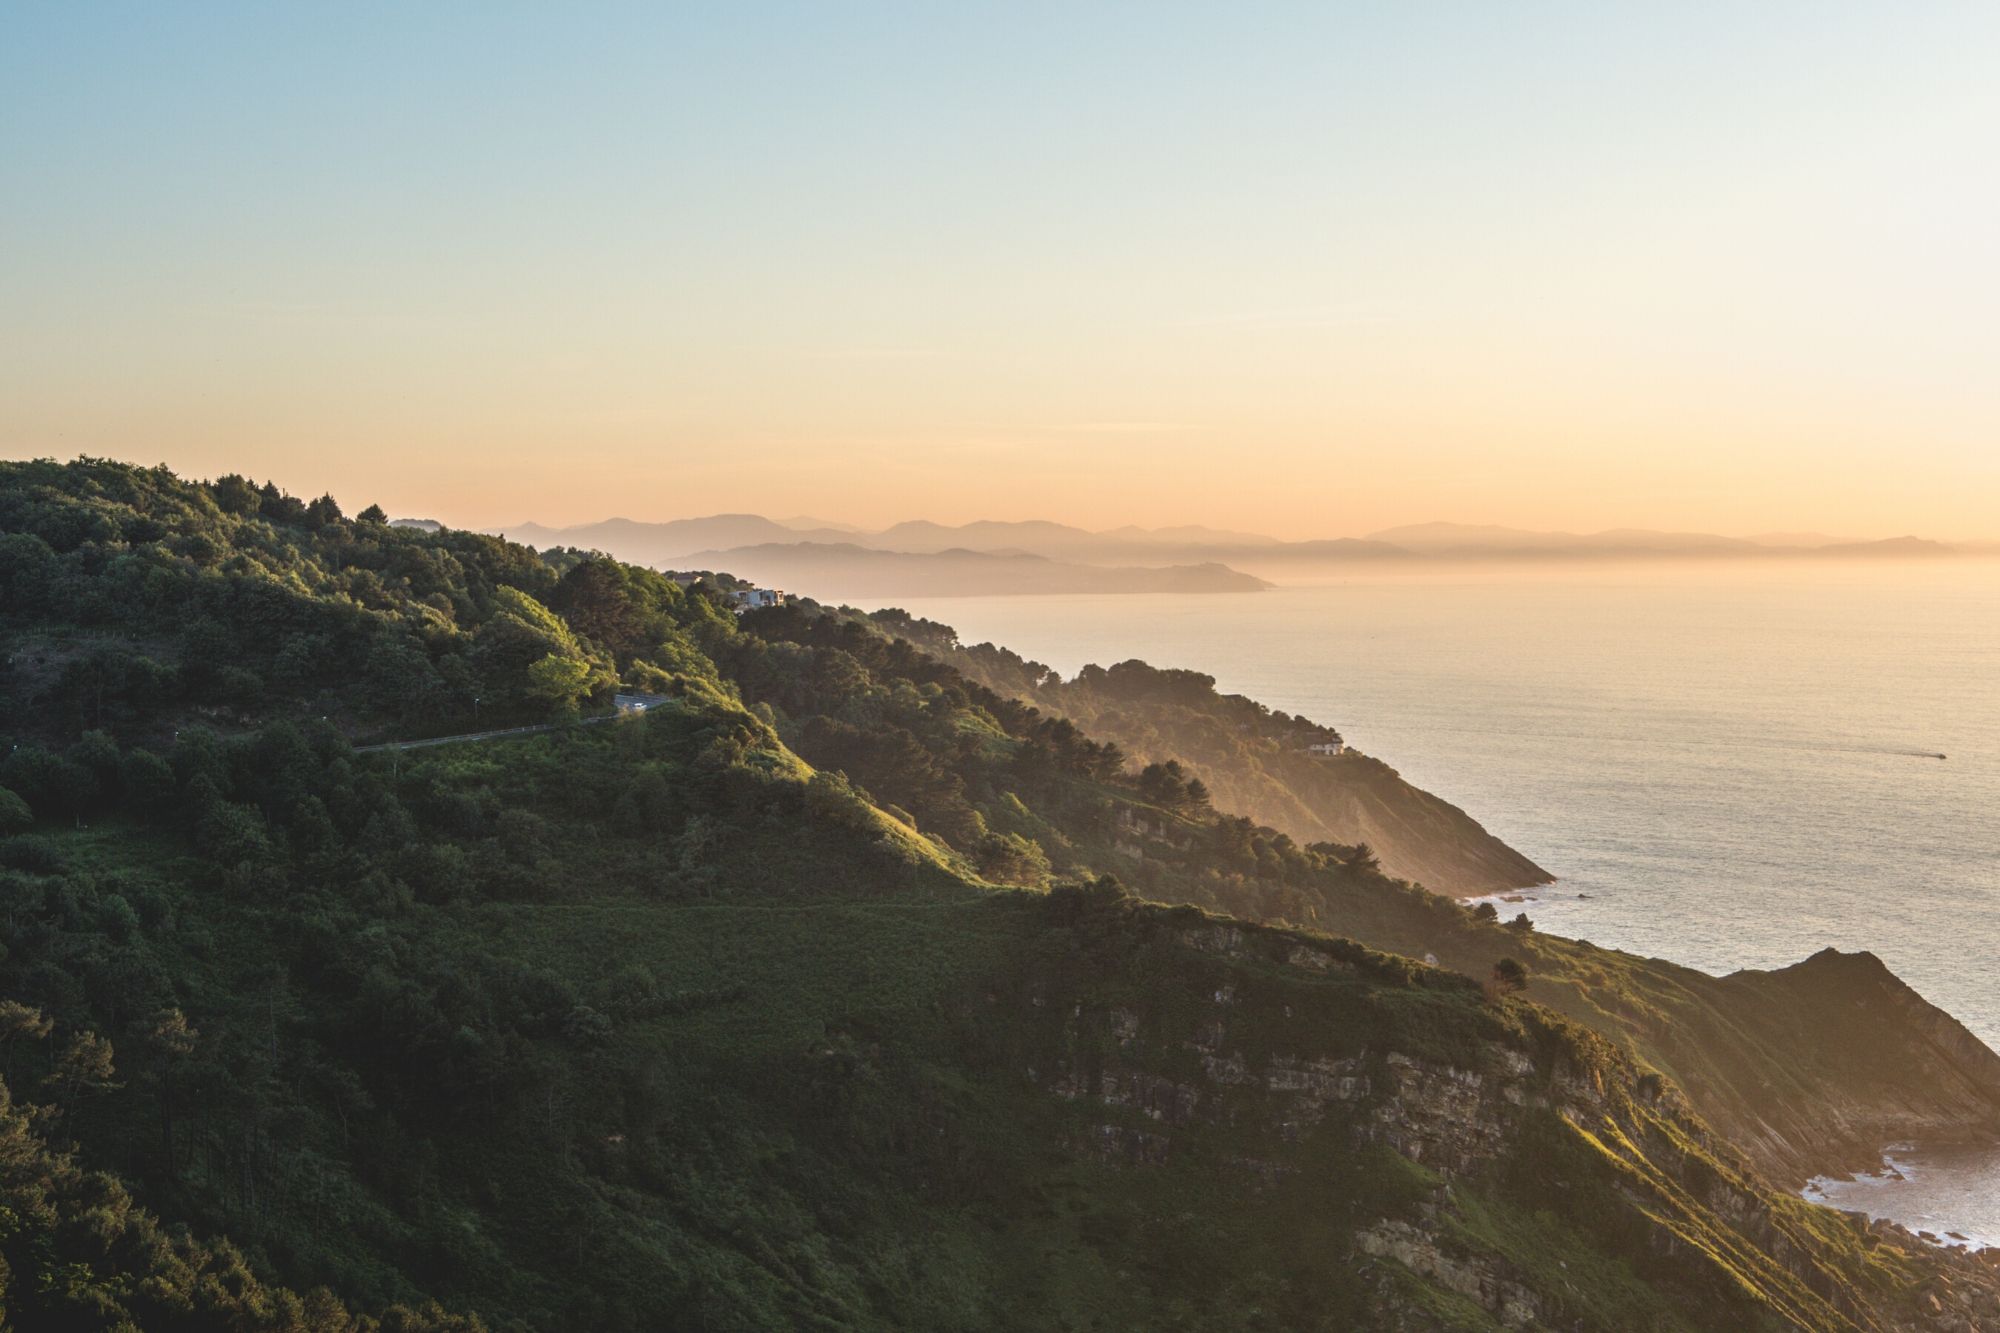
left=1705, top=949, right=2000, bottom=1182
left=8, top=458, right=1998, bottom=1329
left=988, top=895, right=2000, bottom=1331
left=1305, top=902, right=2000, bottom=1191
left=812, top=605, right=2000, bottom=1198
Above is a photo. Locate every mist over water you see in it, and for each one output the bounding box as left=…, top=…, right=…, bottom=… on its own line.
left=869, top=560, right=2000, bottom=1236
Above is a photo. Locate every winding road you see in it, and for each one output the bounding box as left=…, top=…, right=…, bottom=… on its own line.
left=353, top=714, right=617, bottom=754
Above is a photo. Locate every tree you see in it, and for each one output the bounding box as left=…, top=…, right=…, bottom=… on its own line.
left=1046, top=874, right=1137, bottom=924
left=306, top=493, right=345, bottom=528
left=196, top=800, right=274, bottom=867
left=472, top=586, right=612, bottom=709
left=804, top=770, right=880, bottom=835
left=0, top=1000, right=52, bottom=1082
left=43, top=1029, right=119, bottom=1122
left=527, top=652, right=594, bottom=716
left=46, top=756, right=99, bottom=826
left=213, top=472, right=261, bottom=514
left=364, top=634, right=445, bottom=722
left=135, top=1008, right=199, bottom=1177
left=258, top=480, right=308, bottom=524
left=357, top=503, right=389, bottom=524
left=118, top=748, right=177, bottom=817
left=551, top=557, right=671, bottom=662
left=1471, top=901, right=1500, bottom=923
left=975, top=830, right=1051, bottom=886
left=1490, top=957, right=1529, bottom=997
left=0, top=785, right=30, bottom=835
left=1137, top=759, right=1188, bottom=806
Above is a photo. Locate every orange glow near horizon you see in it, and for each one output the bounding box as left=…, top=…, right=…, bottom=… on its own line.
left=3, top=6, right=1997, bottom=541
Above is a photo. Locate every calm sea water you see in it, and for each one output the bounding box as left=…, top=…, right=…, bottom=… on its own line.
left=868, top=560, right=2000, bottom=1237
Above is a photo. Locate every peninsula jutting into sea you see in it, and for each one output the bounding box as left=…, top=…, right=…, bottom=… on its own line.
left=7, top=3, right=1998, bottom=1327
left=2, top=457, right=1998, bottom=1329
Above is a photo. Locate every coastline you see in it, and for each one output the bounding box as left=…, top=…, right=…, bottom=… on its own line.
left=1803, top=1143, right=2000, bottom=1252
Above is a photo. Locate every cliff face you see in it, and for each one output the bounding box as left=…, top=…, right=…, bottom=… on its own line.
left=988, top=901, right=2000, bottom=1333
left=1517, top=944, right=2000, bottom=1189
left=832, top=609, right=2000, bottom=1193
left=1314, top=896, right=2000, bottom=1190
left=1702, top=949, right=2000, bottom=1181
left=10, top=459, right=1999, bottom=1329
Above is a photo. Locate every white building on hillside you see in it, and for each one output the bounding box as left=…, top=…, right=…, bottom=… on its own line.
left=615, top=692, right=673, bottom=714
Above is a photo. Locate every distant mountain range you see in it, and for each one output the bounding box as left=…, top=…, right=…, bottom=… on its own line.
left=1360, top=521, right=1955, bottom=560
left=497, top=516, right=1299, bottom=568
left=482, top=515, right=1958, bottom=596
left=674, top=542, right=1271, bottom=598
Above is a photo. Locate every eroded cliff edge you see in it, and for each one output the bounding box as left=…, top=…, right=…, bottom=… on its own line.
left=1287, top=909, right=2000, bottom=1191
left=839, top=611, right=2000, bottom=1193
left=9, top=458, right=1998, bottom=1327
left=985, top=892, right=2000, bottom=1332
left=873, top=614, right=1554, bottom=896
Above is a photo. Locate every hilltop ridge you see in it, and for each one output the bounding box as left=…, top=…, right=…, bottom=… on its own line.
left=869, top=611, right=1552, bottom=896
left=0, top=456, right=1993, bottom=1330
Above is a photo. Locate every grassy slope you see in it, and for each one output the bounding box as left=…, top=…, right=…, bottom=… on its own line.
left=24, top=800, right=1947, bottom=1332
left=1, top=459, right=1993, bottom=1329
left=889, top=619, right=1552, bottom=895
left=832, top=611, right=2000, bottom=1188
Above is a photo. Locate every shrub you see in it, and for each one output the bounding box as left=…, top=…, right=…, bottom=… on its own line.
left=0, top=786, right=30, bottom=835
left=0, top=835, right=65, bottom=874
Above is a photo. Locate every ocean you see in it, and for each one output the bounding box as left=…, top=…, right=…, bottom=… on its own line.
left=865, top=559, right=2000, bottom=1241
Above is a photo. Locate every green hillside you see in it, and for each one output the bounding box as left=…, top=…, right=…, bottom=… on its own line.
left=882, top=617, right=1551, bottom=896
left=1, top=458, right=1996, bottom=1331
left=829, top=607, right=2000, bottom=1189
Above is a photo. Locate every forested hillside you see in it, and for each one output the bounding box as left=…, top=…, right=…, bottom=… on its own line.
left=747, top=606, right=2000, bottom=1189
left=865, top=610, right=1552, bottom=895
left=1, top=458, right=1997, bottom=1331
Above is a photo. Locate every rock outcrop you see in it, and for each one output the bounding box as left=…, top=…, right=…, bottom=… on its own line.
left=999, top=903, right=2000, bottom=1332
left=1705, top=949, right=2000, bottom=1181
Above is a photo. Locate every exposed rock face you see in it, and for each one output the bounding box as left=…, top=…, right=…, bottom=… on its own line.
left=845, top=605, right=2000, bottom=1204
left=1355, top=1222, right=1543, bottom=1329
left=1041, top=1015, right=1569, bottom=1325
left=1304, top=918, right=2000, bottom=1193
left=1004, top=912, right=2000, bottom=1333
left=1678, top=948, right=2000, bottom=1185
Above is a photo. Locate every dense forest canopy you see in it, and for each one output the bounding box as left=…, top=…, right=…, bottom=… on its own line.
left=0, top=458, right=1995, bottom=1331
left=862, top=608, right=1553, bottom=897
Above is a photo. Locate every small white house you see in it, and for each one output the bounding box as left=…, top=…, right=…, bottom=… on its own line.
left=729, top=587, right=786, bottom=612
left=1305, top=740, right=1345, bottom=756
left=614, top=692, right=673, bottom=714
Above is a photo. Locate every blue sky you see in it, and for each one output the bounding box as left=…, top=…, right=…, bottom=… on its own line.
left=3, top=3, right=1996, bottom=534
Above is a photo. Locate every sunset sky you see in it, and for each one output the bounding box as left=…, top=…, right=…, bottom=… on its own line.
left=3, top=3, right=1997, bottom=538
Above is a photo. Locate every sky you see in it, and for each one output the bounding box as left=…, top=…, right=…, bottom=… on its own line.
left=3, top=2, right=1997, bottom=539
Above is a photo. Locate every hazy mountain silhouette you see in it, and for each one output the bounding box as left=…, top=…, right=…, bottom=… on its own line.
left=679, top=542, right=1272, bottom=597
left=495, top=514, right=1957, bottom=584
